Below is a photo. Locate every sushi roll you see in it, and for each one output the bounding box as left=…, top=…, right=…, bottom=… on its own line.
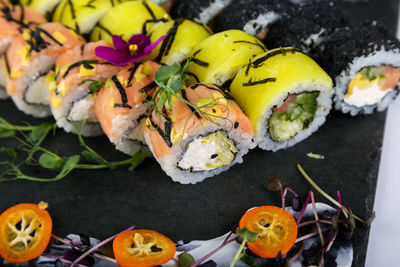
left=265, top=1, right=347, bottom=53
left=90, top=1, right=170, bottom=44
left=230, top=48, right=333, bottom=151
left=144, top=83, right=255, bottom=184
left=3, top=22, right=84, bottom=118
left=152, top=0, right=177, bottom=13
left=48, top=41, right=123, bottom=136
left=316, top=21, right=400, bottom=115
left=95, top=61, right=160, bottom=155
left=0, top=5, right=46, bottom=99
left=171, top=0, right=232, bottom=25
left=147, top=19, right=212, bottom=65
left=53, top=0, right=121, bottom=36
left=185, top=30, right=267, bottom=87
left=16, top=0, right=61, bottom=18
left=215, top=0, right=290, bottom=39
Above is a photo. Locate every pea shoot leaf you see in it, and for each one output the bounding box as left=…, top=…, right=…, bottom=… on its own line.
left=39, top=153, right=65, bottom=170
left=0, top=129, right=16, bottom=138
left=236, top=227, right=257, bottom=242
left=240, top=253, right=255, bottom=266
left=81, top=150, right=107, bottom=165
left=155, top=64, right=181, bottom=85
left=1, top=147, right=19, bottom=158
left=128, top=151, right=152, bottom=172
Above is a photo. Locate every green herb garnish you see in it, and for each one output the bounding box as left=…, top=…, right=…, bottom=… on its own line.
left=230, top=227, right=257, bottom=267
left=79, top=79, right=106, bottom=93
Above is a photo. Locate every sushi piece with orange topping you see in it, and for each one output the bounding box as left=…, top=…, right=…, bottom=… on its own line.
left=0, top=4, right=46, bottom=99
left=95, top=61, right=161, bottom=155
left=144, top=83, right=255, bottom=184
left=3, top=22, right=84, bottom=118
left=48, top=41, right=123, bottom=136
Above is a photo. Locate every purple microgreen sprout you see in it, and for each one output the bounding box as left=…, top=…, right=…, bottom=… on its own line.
left=51, top=234, right=85, bottom=250
left=297, top=164, right=368, bottom=224
left=191, top=231, right=237, bottom=267
left=42, top=254, right=88, bottom=267
left=70, top=225, right=135, bottom=267
left=95, top=34, right=166, bottom=66
left=296, top=191, right=311, bottom=224
left=230, top=227, right=257, bottom=267
left=310, top=191, right=325, bottom=246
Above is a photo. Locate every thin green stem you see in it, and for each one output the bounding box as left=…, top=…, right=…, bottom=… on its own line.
left=230, top=238, right=246, bottom=267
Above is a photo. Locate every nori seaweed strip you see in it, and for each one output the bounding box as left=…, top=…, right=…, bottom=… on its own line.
left=37, top=27, right=64, bottom=46
left=127, top=64, right=140, bottom=87
left=181, top=89, right=201, bottom=119
left=1, top=6, right=29, bottom=28
left=67, top=0, right=76, bottom=19
left=149, top=114, right=172, bottom=147
left=139, top=81, right=158, bottom=93
left=4, top=53, right=11, bottom=76
left=243, top=77, right=276, bottom=86
left=142, top=0, right=156, bottom=20
left=19, top=4, right=24, bottom=23
left=192, top=48, right=202, bottom=58
left=114, top=103, right=132, bottom=109
left=244, top=60, right=251, bottom=77
left=190, top=83, right=233, bottom=99
left=96, top=23, right=113, bottom=38
left=233, top=40, right=266, bottom=52
left=191, top=20, right=213, bottom=34
left=63, top=60, right=99, bottom=78
left=186, top=72, right=200, bottom=83
left=142, top=18, right=168, bottom=34
left=112, top=75, right=128, bottom=104
left=80, top=44, right=85, bottom=55
left=155, top=19, right=182, bottom=61
left=85, top=0, right=96, bottom=8
left=189, top=57, right=209, bottom=67
left=252, top=48, right=299, bottom=68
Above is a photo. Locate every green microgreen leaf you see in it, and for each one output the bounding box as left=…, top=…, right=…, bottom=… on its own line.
left=1, top=147, right=19, bottom=158
left=240, top=253, right=255, bottom=266
left=178, top=252, right=195, bottom=267
left=0, top=129, right=16, bottom=138
left=128, top=151, right=152, bottom=172
left=171, top=79, right=184, bottom=93
left=79, top=79, right=105, bottom=93
left=236, top=227, right=257, bottom=242
left=81, top=150, right=108, bottom=165
left=39, top=153, right=65, bottom=170
left=155, top=64, right=181, bottom=84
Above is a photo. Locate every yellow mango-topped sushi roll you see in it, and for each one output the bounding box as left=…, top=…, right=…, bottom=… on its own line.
left=147, top=19, right=212, bottom=65
left=185, top=30, right=266, bottom=86
left=18, top=0, right=61, bottom=17
left=53, top=0, right=125, bottom=35
left=230, top=48, right=333, bottom=151
left=90, top=1, right=170, bottom=43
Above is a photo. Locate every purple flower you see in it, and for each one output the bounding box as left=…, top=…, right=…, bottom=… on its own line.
left=95, top=34, right=166, bottom=66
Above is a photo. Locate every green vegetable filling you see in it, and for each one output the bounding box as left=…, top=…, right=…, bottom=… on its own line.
left=268, top=92, right=320, bottom=143
left=359, top=66, right=385, bottom=81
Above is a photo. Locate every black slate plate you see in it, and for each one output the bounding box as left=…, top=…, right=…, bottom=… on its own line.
left=0, top=1, right=398, bottom=266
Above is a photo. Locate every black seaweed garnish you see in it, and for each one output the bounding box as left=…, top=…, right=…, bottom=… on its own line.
left=252, top=48, right=299, bottom=68
left=114, top=103, right=132, bottom=109
left=149, top=114, right=172, bottom=147
left=63, top=60, right=99, bottom=78
left=189, top=58, right=209, bottom=68
left=233, top=40, right=266, bottom=52
left=155, top=19, right=183, bottom=61
left=96, top=23, right=113, bottom=38
left=127, top=65, right=140, bottom=87
left=139, top=81, right=158, bottom=93
left=186, top=72, right=200, bottom=83
left=142, top=0, right=156, bottom=20
left=243, top=77, right=276, bottom=86
left=111, top=75, right=128, bottom=104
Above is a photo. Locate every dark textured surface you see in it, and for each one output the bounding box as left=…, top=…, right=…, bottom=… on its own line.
left=0, top=1, right=398, bottom=267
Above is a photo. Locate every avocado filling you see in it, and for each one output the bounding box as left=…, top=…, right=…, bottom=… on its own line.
left=345, top=65, right=400, bottom=107
left=268, top=92, right=319, bottom=143
left=178, top=131, right=238, bottom=172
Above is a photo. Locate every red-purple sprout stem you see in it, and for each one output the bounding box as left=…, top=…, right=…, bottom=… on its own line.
left=51, top=234, right=85, bottom=249
left=191, top=232, right=237, bottom=267
left=288, top=241, right=305, bottom=264
left=282, top=187, right=288, bottom=209
left=310, top=192, right=325, bottom=246
left=70, top=226, right=135, bottom=267
left=93, top=253, right=117, bottom=263
left=280, top=183, right=285, bottom=209
left=295, top=227, right=331, bottom=243
left=296, top=191, right=311, bottom=224
left=336, top=191, right=342, bottom=217
left=43, top=254, right=88, bottom=267
left=298, top=219, right=333, bottom=228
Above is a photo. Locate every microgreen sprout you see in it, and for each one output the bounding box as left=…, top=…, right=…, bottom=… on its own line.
left=0, top=117, right=151, bottom=183
left=230, top=227, right=257, bottom=267
left=78, top=79, right=105, bottom=93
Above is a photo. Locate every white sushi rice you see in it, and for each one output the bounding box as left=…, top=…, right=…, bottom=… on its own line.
left=108, top=106, right=148, bottom=156
left=257, top=80, right=333, bottom=152
left=0, top=37, right=12, bottom=55
left=145, top=121, right=255, bottom=184
left=198, top=0, right=232, bottom=25
left=10, top=55, right=53, bottom=118
left=335, top=48, right=400, bottom=115
left=243, top=11, right=281, bottom=36
left=52, top=84, right=103, bottom=137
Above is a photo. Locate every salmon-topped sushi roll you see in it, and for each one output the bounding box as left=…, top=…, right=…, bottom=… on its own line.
left=144, top=83, right=255, bottom=184
left=95, top=61, right=160, bottom=155
left=3, top=22, right=84, bottom=117
left=48, top=41, right=123, bottom=136
left=0, top=5, right=46, bottom=99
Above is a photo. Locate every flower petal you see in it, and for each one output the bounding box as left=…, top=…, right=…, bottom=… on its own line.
left=143, top=35, right=167, bottom=54
left=128, top=34, right=151, bottom=48
left=95, top=46, right=134, bottom=66
left=112, top=35, right=129, bottom=51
